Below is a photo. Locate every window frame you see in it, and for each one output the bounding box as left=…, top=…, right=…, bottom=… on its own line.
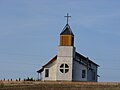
left=82, top=70, right=86, bottom=78
left=93, top=71, right=95, bottom=80
left=45, top=69, right=49, bottom=78
left=60, top=63, right=69, bottom=73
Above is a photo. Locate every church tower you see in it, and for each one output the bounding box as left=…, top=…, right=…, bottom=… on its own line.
left=60, top=24, right=74, bottom=46
left=56, top=14, right=76, bottom=81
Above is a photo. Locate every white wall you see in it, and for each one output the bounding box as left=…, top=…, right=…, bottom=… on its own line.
left=87, top=63, right=98, bottom=82
left=72, top=60, right=87, bottom=81
left=56, top=46, right=75, bottom=81
left=56, top=57, right=73, bottom=81
left=43, top=60, right=57, bottom=81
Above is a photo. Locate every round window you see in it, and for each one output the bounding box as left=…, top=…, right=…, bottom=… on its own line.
left=60, top=64, right=69, bottom=73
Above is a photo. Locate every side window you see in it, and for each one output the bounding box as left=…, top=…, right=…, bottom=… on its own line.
left=45, top=69, right=49, bottom=78
left=82, top=70, right=86, bottom=78
left=93, top=71, right=95, bottom=80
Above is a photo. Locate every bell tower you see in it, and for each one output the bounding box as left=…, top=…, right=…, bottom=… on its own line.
left=60, top=24, right=74, bottom=46
left=56, top=13, right=76, bottom=81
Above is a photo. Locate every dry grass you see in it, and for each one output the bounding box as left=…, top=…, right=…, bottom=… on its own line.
left=0, top=81, right=120, bottom=90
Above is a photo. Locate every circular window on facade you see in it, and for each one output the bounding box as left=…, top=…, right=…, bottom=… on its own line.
left=60, top=64, right=69, bottom=73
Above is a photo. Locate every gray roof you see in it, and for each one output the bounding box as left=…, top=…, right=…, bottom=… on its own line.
left=75, top=52, right=99, bottom=67
left=60, top=24, right=74, bottom=36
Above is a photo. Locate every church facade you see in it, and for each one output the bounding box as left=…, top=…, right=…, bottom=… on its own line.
left=37, top=19, right=99, bottom=82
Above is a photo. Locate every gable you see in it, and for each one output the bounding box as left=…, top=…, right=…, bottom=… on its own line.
left=37, top=55, right=57, bottom=73
left=43, top=55, right=57, bottom=67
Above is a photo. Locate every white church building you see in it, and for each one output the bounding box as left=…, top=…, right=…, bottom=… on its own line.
left=37, top=14, right=99, bottom=82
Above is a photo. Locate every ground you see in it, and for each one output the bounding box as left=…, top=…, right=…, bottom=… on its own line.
left=0, top=81, right=120, bottom=90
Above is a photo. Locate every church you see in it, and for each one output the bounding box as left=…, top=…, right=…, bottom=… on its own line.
left=37, top=14, right=99, bottom=82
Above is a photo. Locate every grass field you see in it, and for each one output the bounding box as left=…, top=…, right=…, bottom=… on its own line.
left=0, top=81, right=120, bottom=90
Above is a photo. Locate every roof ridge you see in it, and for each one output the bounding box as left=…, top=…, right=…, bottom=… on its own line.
left=60, top=24, right=74, bottom=35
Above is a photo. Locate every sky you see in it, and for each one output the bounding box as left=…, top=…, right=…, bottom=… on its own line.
left=0, top=0, right=120, bottom=82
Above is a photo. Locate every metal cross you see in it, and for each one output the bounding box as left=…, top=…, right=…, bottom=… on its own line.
left=64, top=13, right=71, bottom=24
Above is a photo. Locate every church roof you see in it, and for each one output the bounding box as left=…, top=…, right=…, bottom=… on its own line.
left=37, top=55, right=57, bottom=73
left=60, top=24, right=74, bottom=36
left=75, top=52, right=99, bottom=67
left=43, top=55, right=57, bottom=67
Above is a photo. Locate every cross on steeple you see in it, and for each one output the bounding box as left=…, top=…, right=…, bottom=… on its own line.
left=64, top=13, right=71, bottom=24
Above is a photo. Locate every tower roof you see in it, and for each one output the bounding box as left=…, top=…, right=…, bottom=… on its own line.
left=60, top=24, right=74, bottom=36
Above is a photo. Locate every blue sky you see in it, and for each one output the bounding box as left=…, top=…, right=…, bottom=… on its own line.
left=0, top=0, right=120, bottom=82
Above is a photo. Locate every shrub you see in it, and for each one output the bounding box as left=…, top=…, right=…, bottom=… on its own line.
left=24, top=77, right=34, bottom=81
left=19, top=78, right=21, bottom=81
